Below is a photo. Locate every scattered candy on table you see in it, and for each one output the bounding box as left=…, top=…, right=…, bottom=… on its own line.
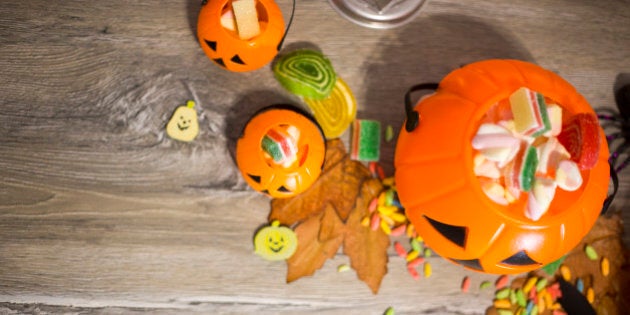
left=273, top=49, right=337, bottom=100
left=600, top=257, right=610, bottom=276
left=303, top=77, right=357, bottom=139
left=461, top=276, right=471, bottom=293
left=351, top=119, right=381, bottom=161
left=584, top=244, right=598, bottom=260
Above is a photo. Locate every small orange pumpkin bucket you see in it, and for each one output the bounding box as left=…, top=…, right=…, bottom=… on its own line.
left=236, top=107, right=326, bottom=198
left=395, top=59, right=610, bottom=274
left=197, top=0, right=286, bottom=72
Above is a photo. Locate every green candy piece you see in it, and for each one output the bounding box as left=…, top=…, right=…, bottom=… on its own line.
left=584, top=244, right=598, bottom=260
left=351, top=120, right=380, bottom=161
left=273, top=49, right=336, bottom=100
left=519, top=145, right=538, bottom=191
left=540, top=255, right=566, bottom=275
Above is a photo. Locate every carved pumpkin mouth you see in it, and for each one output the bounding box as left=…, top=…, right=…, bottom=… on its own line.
left=269, top=244, right=285, bottom=253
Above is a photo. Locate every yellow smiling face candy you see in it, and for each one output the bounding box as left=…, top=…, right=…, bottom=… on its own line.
left=166, top=100, right=199, bottom=142
left=254, top=220, right=297, bottom=261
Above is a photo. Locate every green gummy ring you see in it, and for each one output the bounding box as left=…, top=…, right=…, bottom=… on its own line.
left=273, top=50, right=337, bottom=100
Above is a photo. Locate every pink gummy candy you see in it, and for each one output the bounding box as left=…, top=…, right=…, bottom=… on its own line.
left=557, top=113, right=600, bottom=170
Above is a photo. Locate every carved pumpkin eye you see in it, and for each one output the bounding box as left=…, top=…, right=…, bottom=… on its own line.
left=395, top=59, right=609, bottom=274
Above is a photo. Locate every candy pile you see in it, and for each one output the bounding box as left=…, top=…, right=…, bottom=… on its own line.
left=473, top=87, right=599, bottom=221
left=357, top=171, right=435, bottom=280
left=489, top=275, right=565, bottom=315
left=273, top=49, right=357, bottom=140
left=466, top=240, right=616, bottom=315
left=261, top=124, right=300, bottom=168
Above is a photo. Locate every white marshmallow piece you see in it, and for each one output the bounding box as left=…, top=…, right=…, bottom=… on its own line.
left=526, top=177, right=557, bottom=221
left=472, top=123, right=521, bottom=167
left=481, top=180, right=509, bottom=205
left=555, top=160, right=583, bottom=191
left=546, top=104, right=563, bottom=137
left=474, top=159, right=501, bottom=179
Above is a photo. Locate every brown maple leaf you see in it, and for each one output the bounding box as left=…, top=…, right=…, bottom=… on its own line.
left=343, top=178, right=389, bottom=294
left=286, top=203, right=345, bottom=283
left=269, top=139, right=372, bottom=225
left=270, top=139, right=390, bottom=293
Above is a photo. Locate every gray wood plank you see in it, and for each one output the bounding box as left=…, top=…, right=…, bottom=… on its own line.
left=1, top=0, right=629, bottom=314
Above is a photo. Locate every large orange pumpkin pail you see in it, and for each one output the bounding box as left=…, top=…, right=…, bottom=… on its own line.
left=197, top=0, right=285, bottom=72
left=394, top=59, right=610, bottom=274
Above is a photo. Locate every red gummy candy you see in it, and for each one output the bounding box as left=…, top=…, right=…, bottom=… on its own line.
left=557, top=113, right=600, bottom=170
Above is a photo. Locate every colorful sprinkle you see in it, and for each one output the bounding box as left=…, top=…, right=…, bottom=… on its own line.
left=494, top=299, right=512, bottom=309
left=384, top=306, right=395, bottom=315
left=535, top=277, right=548, bottom=292
left=394, top=241, right=407, bottom=258
left=496, top=275, right=510, bottom=289
left=407, top=257, right=425, bottom=269
left=523, top=277, right=538, bottom=294
left=337, top=264, right=350, bottom=272
left=497, top=309, right=514, bottom=315
left=515, top=289, right=526, bottom=307
left=423, top=248, right=432, bottom=258
left=586, top=287, right=595, bottom=303
left=584, top=244, right=598, bottom=260
left=525, top=300, right=534, bottom=314
left=423, top=262, right=432, bottom=278
left=495, top=288, right=511, bottom=300
left=559, top=265, right=571, bottom=281
left=361, top=216, right=370, bottom=227
left=370, top=212, right=380, bottom=231
left=576, top=278, right=584, bottom=293
left=509, top=288, right=517, bottom=305
left=368, top=197, right=378, bottom=213
left=601, top=257, right=610, bottom=276
left=380, top=220, right=392, bottom=235
left=410, top=238, right=423, bottom=253
left=407, top=265, right=420, bottom=280
left=385, top=125, right=394, bottom=142
left=480, top=281, right=493, bottom=290
left=461, top=276, right=471, bottom=293
left=406, top=250, right=420, bottom=262
left=390, top=224, right=406, bottom=236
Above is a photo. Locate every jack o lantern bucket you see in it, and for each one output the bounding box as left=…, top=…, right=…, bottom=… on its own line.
left=236, top=107, right=326, bottom=198
left=197, top=0, right=285, bottom=72
left=394, top=59, right=610, bottom=274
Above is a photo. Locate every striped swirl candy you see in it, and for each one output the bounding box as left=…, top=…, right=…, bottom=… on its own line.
left=273, top=49, right=336, bottom=100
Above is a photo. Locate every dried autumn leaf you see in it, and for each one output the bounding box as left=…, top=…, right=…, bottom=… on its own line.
left=561, top=214, right=630, bottom=314
left=318, top=203, right=346, bottom=242
left=269, top=139, right=372, bottom=225
left=343, top=178, right=388, bottom=294
left=286, top=203, right=344, bottom=283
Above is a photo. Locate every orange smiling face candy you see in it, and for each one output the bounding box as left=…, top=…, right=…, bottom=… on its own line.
left=395, top=59, right=610, bottom=274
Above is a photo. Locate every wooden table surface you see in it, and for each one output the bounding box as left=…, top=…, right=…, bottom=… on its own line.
left=1, top=0, right=629, bottom=314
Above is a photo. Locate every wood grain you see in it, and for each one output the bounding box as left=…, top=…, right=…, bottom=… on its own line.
left=1, top=0, right=629, bottom=313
